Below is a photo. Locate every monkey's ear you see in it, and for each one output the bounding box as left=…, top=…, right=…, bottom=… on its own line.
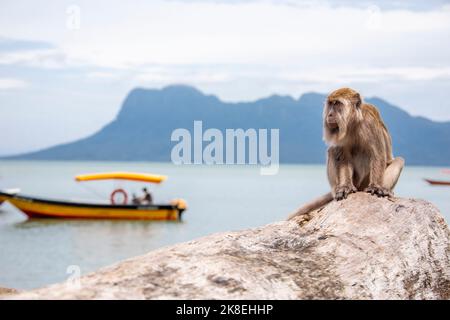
left=354, top=93, right=362, bottom=108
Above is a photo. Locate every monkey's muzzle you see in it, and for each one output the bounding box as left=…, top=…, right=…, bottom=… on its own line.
left=326, top=121, right=338, bottom=129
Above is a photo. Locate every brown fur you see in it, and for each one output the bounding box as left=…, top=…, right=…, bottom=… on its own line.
left=288, top=88, right=404, bottom=220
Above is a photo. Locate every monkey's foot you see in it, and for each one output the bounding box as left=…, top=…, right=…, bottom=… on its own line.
left=364, top=185, right=393, bottom=198
left=334, top=185, right=357, bottom=201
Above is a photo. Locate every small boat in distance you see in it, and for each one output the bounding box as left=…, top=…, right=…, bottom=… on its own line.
left=0, top=172, right=187, bottom=220
left=0, top=188, right=20, bottom=206
left=424, top=178, right=450, bottom=186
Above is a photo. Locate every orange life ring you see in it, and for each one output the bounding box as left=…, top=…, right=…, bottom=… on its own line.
left=110, top=188, right=128, bottom=205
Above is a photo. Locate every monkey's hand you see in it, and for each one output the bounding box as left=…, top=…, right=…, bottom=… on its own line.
left=364, top=184, right=393, bottom=198
left=334, top=185, right=357, bottom=201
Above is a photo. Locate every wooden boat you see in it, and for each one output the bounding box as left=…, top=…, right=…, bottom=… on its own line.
left=0, top=188, right=20, bottom=205
left=0, top=172, right=187, bottom=220
left=424, top=178, right=450, bottom=186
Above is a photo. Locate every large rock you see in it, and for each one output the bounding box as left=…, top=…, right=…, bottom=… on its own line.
left=7, top=193, right=450, bottom=299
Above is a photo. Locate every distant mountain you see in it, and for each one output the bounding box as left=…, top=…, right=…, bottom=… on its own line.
left=5, top=85, right=450, bottom=165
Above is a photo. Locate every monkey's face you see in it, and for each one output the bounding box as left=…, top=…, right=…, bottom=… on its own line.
left=323, top=98, right=355, bottom=144
left=324, top=100, right=350, bottom=133
left=323, top=88, right=362, bottom=145
left=325, top=100, right=341, bottom=130
left=323, top=88, right=363, bottom=145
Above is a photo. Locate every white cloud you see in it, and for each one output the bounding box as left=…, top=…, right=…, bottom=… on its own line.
left=86, top=71, right=120, bottom=80
left=0, top=78, right=27, bottom=90
left=170, top=0, right=449, bottom=11
left=58, top=2, right=449, bottom=68
left=0, top=1, right=448, bottom=76
left=277, top=67, right=450, bottom=84
left=0, top=49, right=68, bottom=69
left=136, top=69, right=232, bottom=85
left=2, top=1, right=449, bottom=68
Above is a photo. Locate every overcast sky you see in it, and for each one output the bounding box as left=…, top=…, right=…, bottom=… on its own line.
left=1, top=0, right=450, bottom=155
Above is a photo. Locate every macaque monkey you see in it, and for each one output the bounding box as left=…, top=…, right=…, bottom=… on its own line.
left=288, top=88, right=404, bottom=220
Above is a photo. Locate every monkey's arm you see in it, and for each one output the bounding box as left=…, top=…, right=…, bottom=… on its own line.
left=328, top=148, right=356, bottom=200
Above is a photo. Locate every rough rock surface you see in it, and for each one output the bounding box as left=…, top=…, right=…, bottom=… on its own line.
left=7, top=193, right=450, bottom=299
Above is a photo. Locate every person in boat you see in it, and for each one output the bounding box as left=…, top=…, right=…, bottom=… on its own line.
left=132, top=187, right=153, bottom=205
left=131, top=193, right=140, bottom=205
left=141, top=187, right=153, bottom=204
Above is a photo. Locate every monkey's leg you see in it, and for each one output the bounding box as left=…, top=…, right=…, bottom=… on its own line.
left=382, top=157, right=405, bottom=194
left=365, top=155, right=390, bottom=197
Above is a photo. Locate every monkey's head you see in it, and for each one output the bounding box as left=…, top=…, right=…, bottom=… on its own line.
left=323, top=88, right=362, bottom=145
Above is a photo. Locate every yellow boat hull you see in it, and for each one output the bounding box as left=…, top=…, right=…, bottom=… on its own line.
left=1, top=191, right=186, bottom=220
left=0, top=194, right=9, bottom=204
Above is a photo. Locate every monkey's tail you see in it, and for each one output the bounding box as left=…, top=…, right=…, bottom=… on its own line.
left=287, top=192, right=333, bottom=220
